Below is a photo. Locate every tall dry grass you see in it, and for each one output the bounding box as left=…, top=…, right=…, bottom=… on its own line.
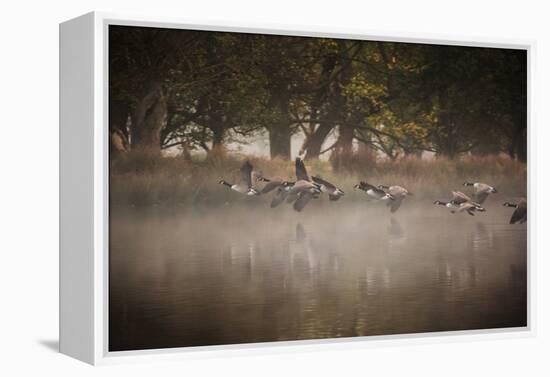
left=110, top=151, right=527, bottom=207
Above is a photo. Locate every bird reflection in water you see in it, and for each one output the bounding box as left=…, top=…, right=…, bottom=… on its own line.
left=295, top=223, right=306, bottom=242
left=387, top=217, right=404, bottom=239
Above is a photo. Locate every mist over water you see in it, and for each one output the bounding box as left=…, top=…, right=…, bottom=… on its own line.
left=109, top=201, right=527, bottom=351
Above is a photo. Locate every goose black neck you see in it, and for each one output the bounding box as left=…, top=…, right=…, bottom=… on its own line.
left=221, top=180, right=233, bottom=187
left=435, top=201, right=448, bottom=206
left=463, top=182, right=474, bottom=186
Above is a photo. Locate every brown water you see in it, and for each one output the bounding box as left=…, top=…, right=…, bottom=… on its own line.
left=109, top=201, right=527, bottom=351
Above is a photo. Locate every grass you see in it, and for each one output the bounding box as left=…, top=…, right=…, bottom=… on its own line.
left=109, top=151, right=527, bottom=208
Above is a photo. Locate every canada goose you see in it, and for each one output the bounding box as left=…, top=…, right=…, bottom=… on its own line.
left=312, top=176, right=345, bottom=201
left=258, top=177, right=295, bottom=208
left=284, top=158, right=322, bottom=212
left=218, top=160, right=260, bottom=196
left=434, top=191, right=484, bottom=213
left=295, top=158, right=342, bottom=201
left=503, top=198, right=527, bottom=224
left=463, top=182, right=497, bottom=204
left=378, top=185, right=411, bottom=213
left=354, top=181, right=394, bottom=200
left=285, top=180, right=321, bottom=212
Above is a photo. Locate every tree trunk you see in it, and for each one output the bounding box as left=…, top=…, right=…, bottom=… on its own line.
left=206, top=110, right=226, bottom=152
left=330, top=123, right=355, bottom=171
left=268, top=90, right=292, bottom=160
left=269, top=121, right=291, bottom=159
left=212, top=127, right=225, bottom=149
left=304, top=122, right=333, bottom=160
left=131, top=82, right=167, bottom=154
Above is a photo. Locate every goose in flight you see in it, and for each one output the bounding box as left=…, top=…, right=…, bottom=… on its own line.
left=295, top=157, right=343, bottom=201
left=285, top=158, right=322, bottom=212
left=434, top=191, right=485, bottom=214
left=354, top=181, right=394, bottom=201
left=463, top=181, right=497, bottom=204
left=378, top=184, right=412, bottom=213
left=503, top=198, right=527, bottom=224
left=257, top=176, right=294, bottom=208
left=312, top=176, right=345, bottom=201
left=285, top=180, right=321, bottom=212
left=218, top=160, right=261, bottom=196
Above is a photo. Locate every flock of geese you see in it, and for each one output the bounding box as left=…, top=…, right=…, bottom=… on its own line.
left=218, top=159, right=527, bottom=224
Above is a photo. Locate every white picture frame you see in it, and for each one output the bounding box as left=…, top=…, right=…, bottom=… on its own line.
left=59, top=11, right=535, bottom=365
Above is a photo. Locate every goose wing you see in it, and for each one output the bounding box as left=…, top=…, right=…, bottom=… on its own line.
left=239, top=161, right=254, bottom=188
left=270, top=186, right=288, bottom=208
left=459, top=203, right=476, bottom=213
left=452, top=191, right=471, bottom=204
left=312, top=176, right=336, bottom=190
left=288, top=180, right=314, bottom=196
left=293, top=191, right=314, bottom=212
left=451, top=203, right=475, bottom=216
left=295, top=158, right=310, bottom=182
left=388, top=197, right=403, bottom=213
left=510, top=200, right=527, bottom=224
left=359, top=181, right=376, bottom=191
left=261, top=180, right=282, bottom=194
left=372, top=186, right=388, bottom=197
left=389, top=186, right=407, bottom=197
left=474, top=191, right=490, bottom=204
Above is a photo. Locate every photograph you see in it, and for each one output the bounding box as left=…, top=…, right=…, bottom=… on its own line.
left=107, top=25, right=527, bottom=352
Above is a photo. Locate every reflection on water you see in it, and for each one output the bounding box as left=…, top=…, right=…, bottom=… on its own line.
left=296, top=223, right=306, bottom=242
left=387, top=217, right=404, bottom=239
left=109, top=203, right=527, bottom=351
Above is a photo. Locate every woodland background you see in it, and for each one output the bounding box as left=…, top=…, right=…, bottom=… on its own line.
left=108, top=26, right=527, bottom=206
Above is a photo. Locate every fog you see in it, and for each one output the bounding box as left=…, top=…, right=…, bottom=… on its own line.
left=109, top=201, right=526, bottom=351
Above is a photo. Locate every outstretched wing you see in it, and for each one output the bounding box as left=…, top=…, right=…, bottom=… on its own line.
left=452, top=191, right=471, bottom=204
left=293, top=192, right=314, bottom=212
left=510, top=206, right=527, bottom=224
left=388, top=197, right=403, bottom=213
left=312, top=176, right=336, bottom=190
left=389, top=186, right=407, bottom=197
left=239, top=161, right=254, bottom=188
left=261, top=180, right=281, bottom=194
left=475, top=191, right=490, bottom=204
left=270, top=187, right=288, bottom=208
left=295, top=158, right=310, bottom=181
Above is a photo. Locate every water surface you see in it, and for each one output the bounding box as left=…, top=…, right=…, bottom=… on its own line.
left=109, top=201, right=527, bottom=351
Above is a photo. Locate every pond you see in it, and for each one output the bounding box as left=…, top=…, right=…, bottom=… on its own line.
left=109, top=201, right=527, bottom=351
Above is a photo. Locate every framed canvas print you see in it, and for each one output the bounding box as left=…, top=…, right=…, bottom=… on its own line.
left=60, top=12, right=532, bottom=365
